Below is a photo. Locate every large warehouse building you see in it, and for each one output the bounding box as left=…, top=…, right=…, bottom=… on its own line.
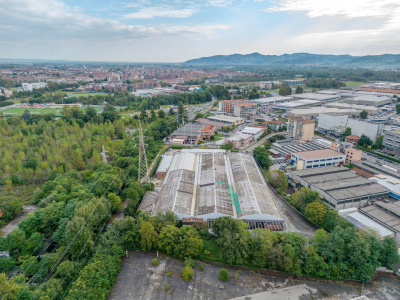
left=287, top=166, right=390, bottom=210
left=139, top=150, right=285, bottom=230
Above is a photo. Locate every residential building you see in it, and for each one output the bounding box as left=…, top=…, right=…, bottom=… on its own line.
left=218, top=100, right=246, bottom=114
left=287, top=166, right=389, bottom=210
left=287, top=118, right=315, bottom=141
left=345, top=135, right=361, bottom=146
left=317, top=113, right=348, bottom=134
left=233, top=102, right=257, bottom=119
left=225, top=133, right=252, bottom=147
left=382, top=130, right=400, bottom=155
left=261, top=120, right=284, bottom=131
left=200, top=125, right=216, bottom=140
left=344, top=148, right=362, bottom=163
left=346, top=119, right=383, bottom=143
left=291, top=149, right=345, bottom=170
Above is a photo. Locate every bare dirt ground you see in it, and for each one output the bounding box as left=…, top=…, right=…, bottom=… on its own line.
left=108, top=252, right=400, bottom=300
left=0, top=205, right=38, bottom=236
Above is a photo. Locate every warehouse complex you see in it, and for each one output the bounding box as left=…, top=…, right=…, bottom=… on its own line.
left=139, top=150, right=285, bottom=230
left=287, top=166, right=390, bottom=210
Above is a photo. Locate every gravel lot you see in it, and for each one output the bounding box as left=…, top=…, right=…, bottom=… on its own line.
left=109, top=252, right=400, bottom=300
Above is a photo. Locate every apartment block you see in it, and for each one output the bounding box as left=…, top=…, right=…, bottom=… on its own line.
left=287, top=117, right=315, bottom=141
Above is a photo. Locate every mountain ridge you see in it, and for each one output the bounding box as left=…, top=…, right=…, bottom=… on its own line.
left=184, top=52, right=400, bottom=66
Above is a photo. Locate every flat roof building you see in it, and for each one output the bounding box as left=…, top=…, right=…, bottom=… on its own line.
left=138, top=150, right=285, bottom=230
left=156, top=155, right=173, bottom=178
left=273, top=99, right=321, bottom=110
left=287, top=107, right=361, bottom=119
left=291, top=149, right=345, bottom=170
left=360, top=201, right=400, bottom=235
left=207, top=115, right=245, bottom=126
left=287, top=166, right=390, bottom=210
left=293, top=93, right=340, bottom=102
left=347, top=95, right=392, bottom=107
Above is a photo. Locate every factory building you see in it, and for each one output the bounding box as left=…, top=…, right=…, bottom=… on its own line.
left=233, top=102, right=257, bottom=119
left=291, top=149, right=345, bottom=170
left=287, top=166, right=390, bottom=210
left=207, top=115, right=245, bottom=126
left=317, top=113, right=348, bottom=134
left=138, top=150, right=285, bottom=230
left=346, top=95, right=392, bottom=107
left=346, top=119, right=383, bottom=143
left=273, top=99, right=321, bottom=110
left=292, top=93, right=340, bottom=102
left=382, top=129, right=400, bottom=156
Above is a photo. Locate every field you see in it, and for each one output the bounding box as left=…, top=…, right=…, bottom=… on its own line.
left=344, top=81, right=368, bottom=87
left=0, top=107, right=101, bottom=116
left=67, top=92, right=112, bottom=98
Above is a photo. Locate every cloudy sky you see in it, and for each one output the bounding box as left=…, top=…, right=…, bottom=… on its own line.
left=0, top=0, right=399, bottom=62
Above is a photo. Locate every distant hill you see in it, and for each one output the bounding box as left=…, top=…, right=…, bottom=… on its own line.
left=184, top=52, right=400, bottom=66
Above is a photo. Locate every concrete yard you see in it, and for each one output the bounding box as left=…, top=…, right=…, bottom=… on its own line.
left=108, top=252, right=400, bottom=300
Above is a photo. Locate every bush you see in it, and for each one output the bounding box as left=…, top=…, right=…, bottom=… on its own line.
left=219, top=268, right=229, bottom=282
left=198, top=264, right=204, bottom=271
left=182, top=265, right=193, bottom=281
left=152, top=258, right=158, bottom=266
left=165, top=283, right=170, bottom=291
left=185, top=258, right=195, bottom=268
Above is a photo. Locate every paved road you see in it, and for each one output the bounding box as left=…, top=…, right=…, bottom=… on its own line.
left=243, top=132, right=284, bottom=151
left=140, top=145, right=169, bottom=183
left=267, top=183, right=319, bottom=238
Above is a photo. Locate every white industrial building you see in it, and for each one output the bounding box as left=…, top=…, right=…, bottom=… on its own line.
left=317, top=113, right=348, bottom=133
left=21, top=82, right=47, bottom=92
left=286, top=107, right=361, bottom=119
left=241, top=127, right=264, bottom=140
left=291, top=149, right=345, bottom=170
left=346, top=95, right=392, bottom=107
left=273, top=99, right=321, bottom=110
left=293, top=93, right=340, bottom=102
left=346, top=119, right=383, bottom=143
left=323, top=102, right=379, bottom=114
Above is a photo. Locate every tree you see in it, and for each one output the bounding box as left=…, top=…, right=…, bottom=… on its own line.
left=168, top=108, right=174, bottom=116
left=396, top=104, right=400, bottom=114
left=380, top=236, right=400, bottom=267
left=211, top=217, right=250, bottom=265
left=358, top=134, right=373, bottom=147
left=251, top=228, right=274, bottom=267
left=266, top=170, right=288, bottom=196
left=359, top=110, right=368, bottom=119
left=139, top=221, right=158, bottom=251
left=304, top=202, right=328, bottom=227
left=289, top=187, right=319, bottom=211
left=158, top=109, right=165, bottom=118
left=375, top=135, right=384, bottom=149
left=101, top=104, right=119, bottom=123
left=343, top=127, right=351, bottom=136
left=279, top=85, right=292, bottom=96
left=178, top=101, right=185, bottom=124
left=253, top=146, right=271, bottom=170
left=295, top=86, right=304, bottom=94
left=107, top=193, right=122, bottom=213
left=21, top=109, right=31, bottom=120
left=220, top=142, right=234, bottom=151
left=0, top=273, right=21, bottom=300
left=219, top=268, right=229, bottom=281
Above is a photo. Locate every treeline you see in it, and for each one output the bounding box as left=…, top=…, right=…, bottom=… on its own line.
left=59, top=91, right=213, bottom=111
left=305, top=79, right=346, bottom=89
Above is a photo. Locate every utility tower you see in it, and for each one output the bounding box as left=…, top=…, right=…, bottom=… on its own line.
left=138, top=120, right=149, bottom=182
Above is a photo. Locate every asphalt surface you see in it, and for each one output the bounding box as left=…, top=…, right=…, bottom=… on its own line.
left=109, top=252, right=400, bottom=300
left=267, top=183, right=319, bottom=238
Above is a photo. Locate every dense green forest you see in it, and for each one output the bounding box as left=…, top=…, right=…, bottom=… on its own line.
left=0, top=107, right=180, bottom=299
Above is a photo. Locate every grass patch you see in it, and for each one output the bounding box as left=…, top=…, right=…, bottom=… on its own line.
left=344, top=81, right=368, bottom=87
left=67, top=92, right=112, bottom=98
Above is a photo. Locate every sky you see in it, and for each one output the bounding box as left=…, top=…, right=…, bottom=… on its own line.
left=0, top=0, right=399, bottom=62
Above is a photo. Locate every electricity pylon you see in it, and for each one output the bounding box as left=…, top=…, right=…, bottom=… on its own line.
left=138, top=120, right=149, bottom=181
